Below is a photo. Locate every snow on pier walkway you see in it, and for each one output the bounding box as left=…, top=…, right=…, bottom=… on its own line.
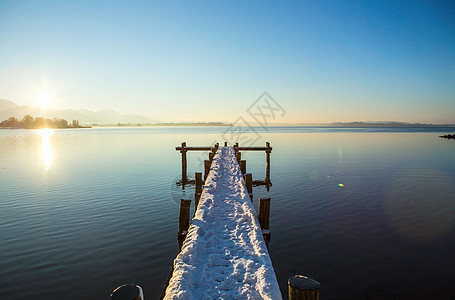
left=164, top=147, right=282, bottom=300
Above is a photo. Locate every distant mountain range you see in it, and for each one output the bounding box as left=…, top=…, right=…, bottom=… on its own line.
left=0, top=99, right=158, bottom=125
left=329, top=121, right=455, bottom=127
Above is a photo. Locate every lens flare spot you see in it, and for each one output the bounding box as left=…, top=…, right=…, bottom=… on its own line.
left=338, top=183, right=344, bottom=187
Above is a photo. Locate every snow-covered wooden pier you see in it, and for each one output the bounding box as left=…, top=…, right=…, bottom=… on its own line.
left=163, top=145, right=281, bottom=299
left=111, top=143, right=320, bottom=300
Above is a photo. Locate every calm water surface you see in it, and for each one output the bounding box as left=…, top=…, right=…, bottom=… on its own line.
left=1, top=127, right=454, bottom=299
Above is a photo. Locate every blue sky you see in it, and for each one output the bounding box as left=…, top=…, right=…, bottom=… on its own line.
left=0, top=0, right=454, bottom=123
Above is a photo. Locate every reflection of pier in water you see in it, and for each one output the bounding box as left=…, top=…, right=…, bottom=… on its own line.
left=175, top=141, right=272, bottom=191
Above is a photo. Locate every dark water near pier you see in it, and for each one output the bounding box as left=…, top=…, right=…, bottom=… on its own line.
left=1, top=127, right=455, bottom=299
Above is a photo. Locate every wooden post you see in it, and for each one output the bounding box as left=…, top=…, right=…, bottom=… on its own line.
left=178, top=199, right=191, bottom=251
left=235, top=142, right=239, bottom=148
left=240, top=160, right=246, bottom=175
left=245, top=173, right=253, bottom=201
left=258, top=196, right=271, bottom=247
left=288, top=275, right=320, bottom=300
left=181, top=142, right=187, bottom=185
left=209, top=152, right=214, bottom=162
left=236, top=152, right=241, bottom=164
left=265, top=142, right=271, bottom=190
left=258, top=196, right=270, bottom=229
left=111, top=284, right=144, bottom=300
left=234, top=144, right=238, bottom=153
left=204, top=160, right=211, bottom=181
left=194, top=172, right=202, bottom=211
left=224, top=141, right=227, bottom=147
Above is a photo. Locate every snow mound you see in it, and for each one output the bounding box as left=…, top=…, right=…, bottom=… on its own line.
left=164, top=147, right=282, bottom=300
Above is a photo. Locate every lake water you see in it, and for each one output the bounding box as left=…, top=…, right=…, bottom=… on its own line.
left=1, top=127, right=455, bottom=299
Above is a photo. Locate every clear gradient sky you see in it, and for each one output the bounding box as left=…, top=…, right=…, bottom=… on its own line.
left=0, top=0, right=454, bottom=123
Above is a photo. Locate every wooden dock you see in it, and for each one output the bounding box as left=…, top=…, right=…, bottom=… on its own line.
left=163, top=146, right=281, bottom=299
left=111, top=142, right=320, bottom=300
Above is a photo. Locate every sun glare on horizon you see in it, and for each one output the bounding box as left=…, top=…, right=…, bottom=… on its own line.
left=35, top=91, right=54, bottom=109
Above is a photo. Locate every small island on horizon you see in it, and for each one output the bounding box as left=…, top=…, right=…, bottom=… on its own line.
left=0, top=115, right=89, bottom=129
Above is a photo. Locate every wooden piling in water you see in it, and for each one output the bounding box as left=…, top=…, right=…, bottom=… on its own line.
left=181, top=142, right=187, bottom=184
left=245, top=173, right=253, bottom=201
left=178, top=199, right=192, bottom=251
left=258, top=196, right=271, bottom=246
left=266, top=142, right=271, bottom=190
left=240, top=160, right=246, bottom=175
left=258, top=197, right=270, bottom=229
left=288, top=275, right=320, bottom=300
left=111, top=284, right=144, bottom=300
left=234, top=143, right=239, bottom=153
left=204, top=160, right=211, bottom=181
left=194, top=172, right=202, bottom=210
left=224, top=141, right=227, bottom=147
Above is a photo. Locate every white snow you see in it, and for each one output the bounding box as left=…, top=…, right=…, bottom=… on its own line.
left=164, top=147, right=282, bottom=300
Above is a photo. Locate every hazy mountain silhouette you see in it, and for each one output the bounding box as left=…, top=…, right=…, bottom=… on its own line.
left=0, top=99, right=157, bottom=124
left=329, top=121, right=454, bottom=127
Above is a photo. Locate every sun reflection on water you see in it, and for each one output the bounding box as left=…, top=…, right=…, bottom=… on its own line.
left=36, top=128, right=54, bottom=170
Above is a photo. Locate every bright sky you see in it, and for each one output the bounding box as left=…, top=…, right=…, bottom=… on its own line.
left=0, top=0, right=454, bottom=123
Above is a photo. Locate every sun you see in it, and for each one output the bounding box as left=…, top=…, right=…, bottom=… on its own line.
left=35, top=91, right=54, bottom=109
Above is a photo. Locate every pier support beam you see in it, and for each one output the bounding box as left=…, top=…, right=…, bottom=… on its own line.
left=236, top=152, right=241, bottom=164
left=194, top=172, right=202, bottom=210
left=266, top=142, right=271, bottom=190
left=178, top=199, right=191, bottom=251
left=288, top=275, right=320, bottom=300
left=245, top=173, right=253, bottom=201
left=240, top=160, right=246, bottom=175
left=204, top=160, right=211, bottom=181
left=180, top=142, right=187, bottom=185
left=209, top=152, right=214, bottom=162
left=258, top=196, right=271, bottom=247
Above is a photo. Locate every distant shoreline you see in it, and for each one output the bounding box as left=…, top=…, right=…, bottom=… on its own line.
left=0, top=126, right=91, bottom=130
left=91, top=122, right=232, bottom=127
left=92, top=122, right=455, bottom=128
left=2, top=121, right=455, bottom=129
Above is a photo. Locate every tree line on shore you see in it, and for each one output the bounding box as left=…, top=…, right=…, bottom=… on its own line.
left=0, top=115, right=85, bottom=129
